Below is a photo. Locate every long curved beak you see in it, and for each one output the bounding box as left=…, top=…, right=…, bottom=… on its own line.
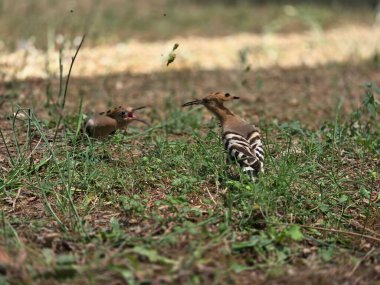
left=123, top=115, right=150, bottom=126
left=182, top=99, right=203, bottom=107
left=124, top=111, right=150, bottom=126
left=131, top=106, right=147, bottom=112
left=124, top=106, right=150, bottom=125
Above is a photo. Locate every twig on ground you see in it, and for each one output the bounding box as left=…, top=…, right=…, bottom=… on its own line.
left=300, top=224, right=380, bottom=243
left=205, top=186, right=217, bottom=205
left=348, top=247, right=376, bottom=277
left=264, top=222, right=380, bottom=243
left=12, top=188, right=22, bottom=209
left=348, top=219, right=380, bottom=237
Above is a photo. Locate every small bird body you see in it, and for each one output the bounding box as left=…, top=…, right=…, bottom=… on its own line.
left=85, top=114, right=119, bottom=138
left=85, top=106, right=148, bottom=138
left=183, top=92, right=264, bottom=179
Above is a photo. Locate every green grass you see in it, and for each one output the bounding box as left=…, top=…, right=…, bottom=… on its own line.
left=1, top=82, right=379, bottom=283
left=1, top=2, right=379, bottom=282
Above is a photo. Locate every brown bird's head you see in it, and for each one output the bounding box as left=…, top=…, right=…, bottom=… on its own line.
left=182, top=92, right=239, bottom=108
left=102, top=106, right=149, bottom=128
left=182, top=92, right=240, bottom=123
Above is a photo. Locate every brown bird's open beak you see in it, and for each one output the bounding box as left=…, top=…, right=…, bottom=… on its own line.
left=124, top=106, right=150, bottom=126
left=233, top=96, right=240, bottom=100
left=182, top=99, right=203, bottom=107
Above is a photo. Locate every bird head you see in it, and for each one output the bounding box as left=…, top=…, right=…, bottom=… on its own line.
left=182, top=92, right=239, bottom=108
left=123, top=106, right=149, bottom=125
left=104, top=106, right=149, bottom=127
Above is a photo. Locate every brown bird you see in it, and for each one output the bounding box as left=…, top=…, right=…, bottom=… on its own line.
left=85, top=106, right=148, bottom=138
left=183, top=92, right=264, bottom=180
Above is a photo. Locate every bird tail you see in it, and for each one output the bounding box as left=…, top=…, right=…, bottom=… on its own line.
left=242, top=166, right=257, bottom=182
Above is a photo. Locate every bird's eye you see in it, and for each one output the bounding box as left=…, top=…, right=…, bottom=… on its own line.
left=120, top=111, right=126, bottom=116
left=225, top=93, right=230, bottom=97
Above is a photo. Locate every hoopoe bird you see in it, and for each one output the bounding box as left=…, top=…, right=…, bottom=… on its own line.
left=85, top=106, right=148, bottom=138
left=183, top=92, right=264, bottom=180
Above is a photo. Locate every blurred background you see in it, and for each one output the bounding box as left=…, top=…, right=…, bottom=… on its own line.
left=0, top=0, right=378, bottom=49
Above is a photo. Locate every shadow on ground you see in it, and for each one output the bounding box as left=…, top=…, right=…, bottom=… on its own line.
left=1, top=58, right=379, bottom=129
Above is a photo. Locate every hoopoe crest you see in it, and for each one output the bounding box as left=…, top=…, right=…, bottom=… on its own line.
left=85, top=106, right=148, bottom=138
left=183, top=92, right=264, bottom=180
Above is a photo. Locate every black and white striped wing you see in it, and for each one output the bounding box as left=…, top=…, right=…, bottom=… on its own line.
left=247, top=130, right=264, bottom=171
left=223, top=131, right=263, bottom=178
